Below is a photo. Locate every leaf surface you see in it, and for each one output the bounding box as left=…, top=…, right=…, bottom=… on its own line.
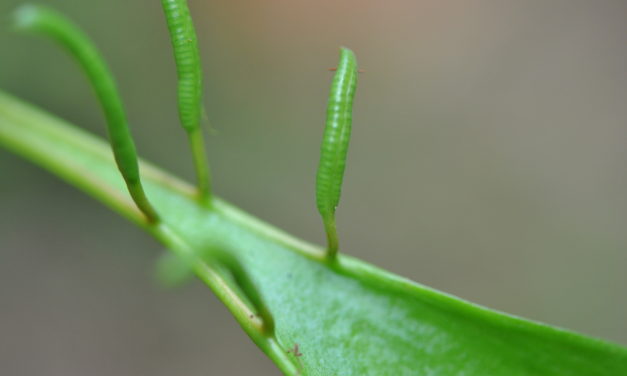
left=1, top=90, right=626, bottom=375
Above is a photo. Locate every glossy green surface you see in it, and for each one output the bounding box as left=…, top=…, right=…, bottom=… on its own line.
left=12, top=5, right=159, bottom=222
left=316, top=48, right=358, bottom=257
left=1, top=90, right=626, bottom=375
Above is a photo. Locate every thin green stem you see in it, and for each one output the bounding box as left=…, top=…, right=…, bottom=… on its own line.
left=161, top=0, right=212, bottom=202
left=323, top=215, right=339, bottom=260
left=127, top=183, right=159, bottom=223
left=188, top=128, right=212, bottom=203
left=12, top=4, right=159, bottom=223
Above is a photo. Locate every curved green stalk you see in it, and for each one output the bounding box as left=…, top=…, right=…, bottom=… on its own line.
left=2, top=90, right=626, bottom=376
left=161, top=0, right=212, bottom=203
left=12, top=5, right=159, bottom=222
left=316, top=48, right=358, bottom=260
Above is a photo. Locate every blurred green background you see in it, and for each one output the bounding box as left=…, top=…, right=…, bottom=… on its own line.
left=1, top=0, right=626, bottom=374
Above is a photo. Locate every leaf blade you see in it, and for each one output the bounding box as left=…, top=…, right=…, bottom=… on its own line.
left=1, top=90, right=626, bottom=375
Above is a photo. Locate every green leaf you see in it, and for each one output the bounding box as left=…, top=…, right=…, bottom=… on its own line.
left=1, top=90, right=626, bottom=375
left=154, top=250, right=195, bottom=288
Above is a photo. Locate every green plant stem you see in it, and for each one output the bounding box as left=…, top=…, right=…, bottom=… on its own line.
left=187, top=128, right=212, bottom=204
left=160, top=0, right=212, bottom=202
left=13, top=4, right=159, bottom=223
left=2, top=90, right=627, bottom=375
left=323, top=215, right=339, bottom=260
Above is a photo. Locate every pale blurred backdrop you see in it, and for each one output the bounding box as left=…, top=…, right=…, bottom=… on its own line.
left=1, top=0, right=626, bottom=375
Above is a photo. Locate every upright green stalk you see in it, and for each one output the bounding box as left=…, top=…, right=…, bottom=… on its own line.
left=316, top=48, right=359, bottom=259
left=12, top=5, right=159, bottom=223
left=160, top=0, right=212, bottom=204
